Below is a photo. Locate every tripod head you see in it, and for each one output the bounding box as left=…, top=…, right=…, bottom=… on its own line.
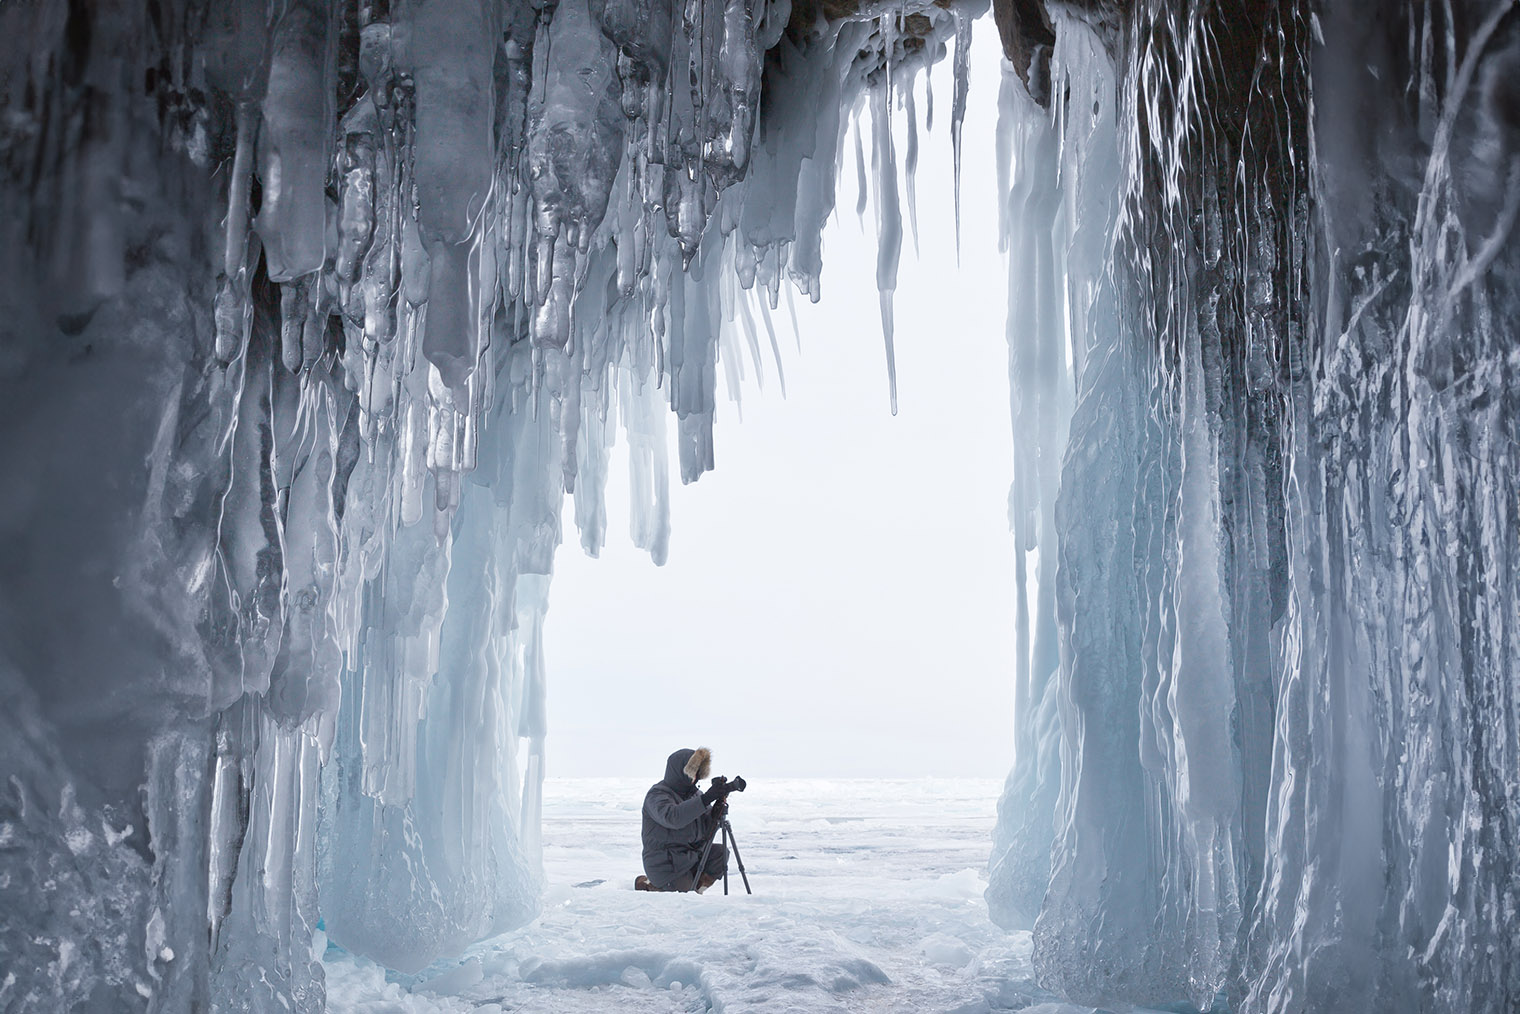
left=695, top=778, right=752, bottom=895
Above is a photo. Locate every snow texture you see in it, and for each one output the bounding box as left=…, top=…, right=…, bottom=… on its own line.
left=1, top=0, right=1517, bottom=1012
left=320, top=777, right=1109, bottom=1013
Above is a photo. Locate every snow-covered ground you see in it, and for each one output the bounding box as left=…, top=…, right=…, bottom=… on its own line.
left=323, top=777, right=1099, bottom=1013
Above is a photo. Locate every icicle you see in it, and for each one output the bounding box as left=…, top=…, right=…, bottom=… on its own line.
left=718, top=305, right=745, bottom=404
left=755, top=291, right=787, bottom=396
left=949, top=7, right=972, bottom=255
left=528, top=0, right=627, bottom=345
left=413, top=0, right=495, bottom=386
left=223, top=104, right=258, bottom=284
left=925, top=54, right=935, bottom=131
left=215, top=103, right=260, bottom=365
left=995, top=65, right=1016, bottom=254
left=735, top=285, right=766, bottom=391
left=854, top=115, right=869, bottom=222
left=399, top=393, right=428, bottom=527
left=258, top=0, right=334, bottom=282
left=904, top=80, right=920, bottom=255
left=214, top=274, right=248, bottom=365
left=302, top=278, right=332, bottom=370
left=280, top=277, right=310, bottom=373
left=783, top=275, right=801, bottom=352
left=335, top=127, right=377, bottom=284
left=871, top=82, right=902, bottom=415
left=712, top=0, right=762, bottom=188
left=621, top=367, right=670, bottom=565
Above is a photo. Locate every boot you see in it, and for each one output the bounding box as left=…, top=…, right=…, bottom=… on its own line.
left=695, top=873, right=719, bottom=894
left=634, top=875, right=653, bottom=891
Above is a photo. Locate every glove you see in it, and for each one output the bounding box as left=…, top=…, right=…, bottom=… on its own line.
left=701, top=776, right=728, bottom=805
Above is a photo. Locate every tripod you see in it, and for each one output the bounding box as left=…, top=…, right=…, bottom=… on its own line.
left=693, top=801, right=751, bottom=895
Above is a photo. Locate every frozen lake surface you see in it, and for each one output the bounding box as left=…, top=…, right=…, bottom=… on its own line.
left=323, top=777, right=1102, bottom=1013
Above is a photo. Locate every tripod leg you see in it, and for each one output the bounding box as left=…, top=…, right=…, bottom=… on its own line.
left=725, top=822, right=752, bottom=895
left=692, top=819, right=721, bottom=894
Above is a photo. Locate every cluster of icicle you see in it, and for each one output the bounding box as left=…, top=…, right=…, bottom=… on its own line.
left=989, top=3, right=1518, bottom=1013
left=0, top=0, right=982, bottom=1010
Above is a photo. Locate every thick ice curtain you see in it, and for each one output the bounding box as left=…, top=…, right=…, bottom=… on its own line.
left=1249, top=4, right=1520, bottom=1011
left=985, top=14, right=1114, bottom=934
left=990, top=2, right=1518, bottom=1011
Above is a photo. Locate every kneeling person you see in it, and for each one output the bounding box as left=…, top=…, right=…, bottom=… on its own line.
left=636, top=747, right=728, bottom=893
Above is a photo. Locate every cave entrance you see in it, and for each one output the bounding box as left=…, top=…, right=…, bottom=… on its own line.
left=543, top=24, right=1016, bottom=785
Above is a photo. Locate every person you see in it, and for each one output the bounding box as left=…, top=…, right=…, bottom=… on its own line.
left=635, top=746, right=729, bottom=893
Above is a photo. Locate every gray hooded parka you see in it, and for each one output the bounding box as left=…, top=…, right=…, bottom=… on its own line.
left=641, top=747, right=719, bottom=889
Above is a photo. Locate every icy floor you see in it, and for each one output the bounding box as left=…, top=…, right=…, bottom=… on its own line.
left=323, top=778, right=1090, bottom=1013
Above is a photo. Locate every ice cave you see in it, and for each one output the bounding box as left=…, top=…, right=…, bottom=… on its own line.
left=1, top=0, right=1517, bottom=1011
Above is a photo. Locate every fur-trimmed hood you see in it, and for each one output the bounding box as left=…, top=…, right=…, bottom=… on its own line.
left=661, top=747, right=711, bottom=791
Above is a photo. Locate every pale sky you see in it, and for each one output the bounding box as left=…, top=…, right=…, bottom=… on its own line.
left=543, top=24, right=1017, bottom=781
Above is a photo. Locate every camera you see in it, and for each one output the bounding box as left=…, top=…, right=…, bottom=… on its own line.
left=709, top=774, right=747, bottom=800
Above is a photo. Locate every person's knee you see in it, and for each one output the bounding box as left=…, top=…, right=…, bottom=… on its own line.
left=706, top=843, right=729, bottom=872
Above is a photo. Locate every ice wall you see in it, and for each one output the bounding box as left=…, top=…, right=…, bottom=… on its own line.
left=989, top=2, right=1519, bottom=1012
left=0, top=0, right=968, bottom=1010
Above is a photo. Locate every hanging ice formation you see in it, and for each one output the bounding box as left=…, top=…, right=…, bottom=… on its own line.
left=0, top=0, right=970, bottom=1009
left=987, top=2, right=1519, bottom=1013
